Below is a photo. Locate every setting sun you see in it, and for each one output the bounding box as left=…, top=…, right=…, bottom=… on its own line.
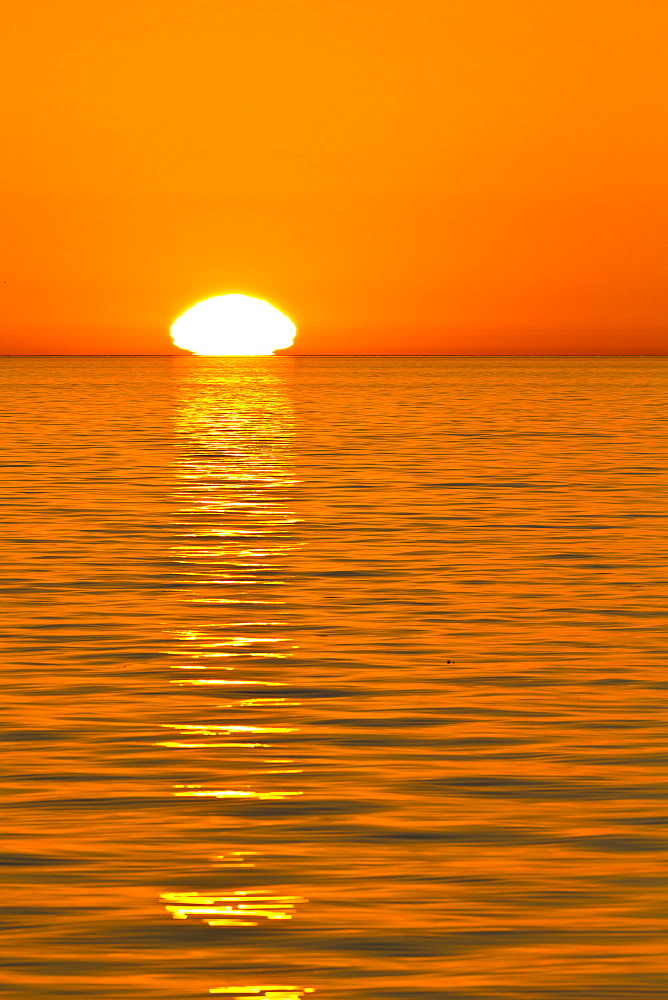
left=170, top=294, right=296, bottom=356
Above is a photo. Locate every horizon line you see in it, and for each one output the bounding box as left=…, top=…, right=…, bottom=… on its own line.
left=2, top=353, right=667, bottom=359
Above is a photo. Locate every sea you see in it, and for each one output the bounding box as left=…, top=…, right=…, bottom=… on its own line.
left=2, top=355, right=667, bottom=1000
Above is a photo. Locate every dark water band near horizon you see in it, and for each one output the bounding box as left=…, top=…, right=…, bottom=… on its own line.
left=1, top=355, right=667, bottom=1000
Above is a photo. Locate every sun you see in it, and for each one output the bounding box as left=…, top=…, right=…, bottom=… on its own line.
left=171, top=294, right=296, bottom=356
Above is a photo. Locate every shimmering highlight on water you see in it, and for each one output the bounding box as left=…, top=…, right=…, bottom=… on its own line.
left=1, top=356, right=667, bottom=999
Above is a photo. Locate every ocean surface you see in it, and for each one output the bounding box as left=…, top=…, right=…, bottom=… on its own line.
left=2, top=355, right=667, bottom=1000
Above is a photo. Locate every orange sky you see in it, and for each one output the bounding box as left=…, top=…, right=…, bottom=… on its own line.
left=1, top=0, right=666, bottom=354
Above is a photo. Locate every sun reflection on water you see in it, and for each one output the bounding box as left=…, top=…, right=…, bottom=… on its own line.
left=209, top=989, right=315, bottom=999
left=162, top=890, right=308, bottom=925
left=163, top=359, right=310, bottom=992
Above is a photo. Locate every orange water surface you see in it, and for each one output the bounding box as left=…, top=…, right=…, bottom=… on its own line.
left=1, top=356, right=667, bottom=999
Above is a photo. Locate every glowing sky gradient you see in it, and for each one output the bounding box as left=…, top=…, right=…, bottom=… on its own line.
left=1, top=0, right=666, bottom=354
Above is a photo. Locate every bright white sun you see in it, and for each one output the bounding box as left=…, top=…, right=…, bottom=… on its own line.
left=170, top=293, right=296, bottom=356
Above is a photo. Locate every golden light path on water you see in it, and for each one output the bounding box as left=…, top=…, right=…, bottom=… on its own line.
left=163, top=359, right=312, bottom=999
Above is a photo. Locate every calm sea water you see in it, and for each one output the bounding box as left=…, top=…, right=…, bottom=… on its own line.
left=2, top=356, right=667, bottom=1000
